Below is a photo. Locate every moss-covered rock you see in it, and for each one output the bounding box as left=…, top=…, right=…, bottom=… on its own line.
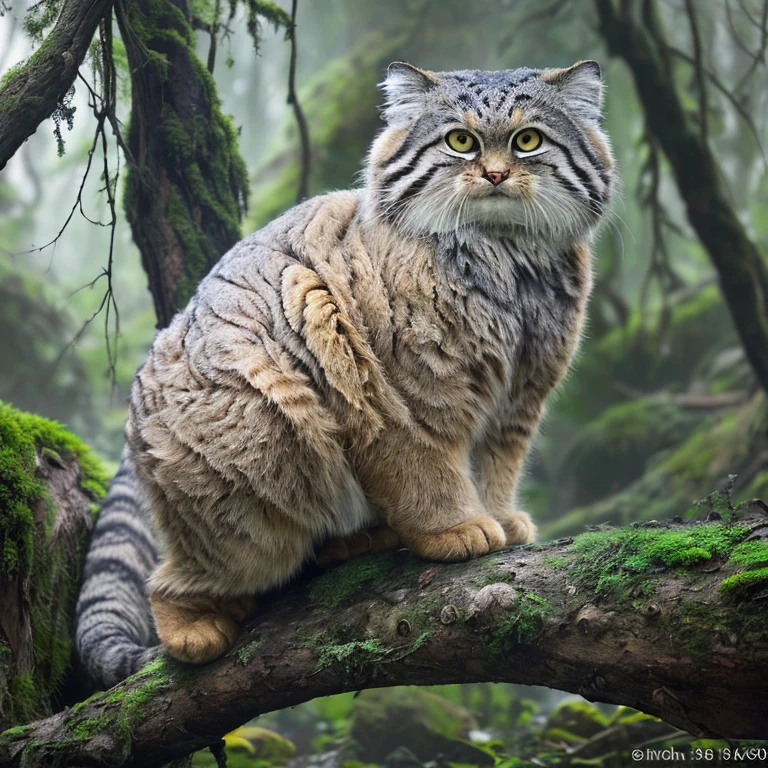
left=557, top=285, right=737, bottom=425
left=350, top=688, right=491, bottom=765
left=0, top=400, right=108, bottom=729
left=545, top=393, right=767, bottom=538
left=554, top=396, right=702, bottom=510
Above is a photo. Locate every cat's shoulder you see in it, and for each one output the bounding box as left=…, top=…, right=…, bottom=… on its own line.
left=244, top=189, right=362, bottom=248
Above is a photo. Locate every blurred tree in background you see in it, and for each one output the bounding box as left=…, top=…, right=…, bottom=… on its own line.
left=1, top=0, right=767, bottom=764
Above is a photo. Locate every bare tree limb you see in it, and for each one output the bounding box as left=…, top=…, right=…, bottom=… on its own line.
left=0, top=0, right=112, bottom=171
left=684, top=0, right=708, bottom=141
left=2, top=510, right=768, bottom=767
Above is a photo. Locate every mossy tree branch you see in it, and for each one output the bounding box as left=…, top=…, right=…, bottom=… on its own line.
left=3, top=507, right=768, bottom=767
left=593, top=0, right=768, bottom=396
left=116, top=0, right=249, bottom=329
left=0, top=0, right=112, bottom=172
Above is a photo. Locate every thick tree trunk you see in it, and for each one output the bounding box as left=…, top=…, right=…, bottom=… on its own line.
left=0, top=0, right=111, bottom=171
left=117, top=0, right=249, bottom=328
left=594, top=0, right=768, bottom=396
left=2, top=507, right=767, bottom=767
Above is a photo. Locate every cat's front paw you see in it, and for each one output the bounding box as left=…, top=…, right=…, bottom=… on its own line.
left=151, top=593, right=256, bottom=664
left=497, top=511, right=537, bottom=545
left=404, top=515, right=506, bottom=562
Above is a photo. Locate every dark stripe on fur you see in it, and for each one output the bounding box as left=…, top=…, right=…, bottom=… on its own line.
left=75, top=450, right=159, bottom=688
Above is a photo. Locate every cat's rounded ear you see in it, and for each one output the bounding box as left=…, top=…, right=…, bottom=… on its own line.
left=380, top=62, right=438, bottom=126
left=542, top=60, right=604, bottom=122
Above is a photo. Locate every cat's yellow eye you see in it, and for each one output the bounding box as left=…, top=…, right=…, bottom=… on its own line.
left=445, top=130, right=479, bottom=153
left=512, top=128, right=543, bottom=153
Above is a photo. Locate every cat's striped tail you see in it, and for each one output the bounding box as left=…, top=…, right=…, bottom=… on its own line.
left=75, top=449, right=159, bottom=688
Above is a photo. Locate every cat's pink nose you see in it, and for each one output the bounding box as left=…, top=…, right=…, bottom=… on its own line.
left=483, top=169, right=510, bottom=186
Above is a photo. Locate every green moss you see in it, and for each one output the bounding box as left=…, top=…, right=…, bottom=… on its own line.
left=664, top=601, right=714, bottom=658
left=727, top=540, right=768, bottom=568
left=720, top=567, right=768, bottom=597
left=569, top=522, right=749, bottom=600
left=558, top=284, right=734, bottom=425
left=0, top=62, right=26, bottom=90
left=123, top=0, right=249, bottom=309
left=548, top=394, right=764, bottom=538
left=317, top=638, right=389, bottom=671
left=308, top=551, right=418, bottom=609
left=234, top=637, right=264, bottom=665
left=62, top=656, right=175, bottom=753
left=491, top=593, right=554, bottom=649
left=543, top=555, right=571, bottom=570
left=7, top=675, right=37, bottom=725
left=0, top=724, right=30, bottom=739
left=66, top=712, right=116, bottom=740
left=556, top=397, right=702, bottom=509
left=0, top=400, right=109, bottom=725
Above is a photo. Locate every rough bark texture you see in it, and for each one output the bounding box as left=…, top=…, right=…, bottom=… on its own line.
left=594, top=0, right=768, bottom=396
left=2, top=507, right=767, bottom=767
left=0, top=0, right=111, bottom=172
left=117, top=0, right=248, bottom=329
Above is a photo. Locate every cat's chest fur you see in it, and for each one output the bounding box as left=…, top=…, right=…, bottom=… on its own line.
left=358, top=223, right=590, bottom=440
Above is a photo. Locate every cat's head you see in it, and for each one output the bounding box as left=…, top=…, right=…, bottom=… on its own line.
left=366, top=61, right=614, bottom=239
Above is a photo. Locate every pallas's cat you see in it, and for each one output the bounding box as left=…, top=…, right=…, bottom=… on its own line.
left=76, top=60, right=614, bottom=684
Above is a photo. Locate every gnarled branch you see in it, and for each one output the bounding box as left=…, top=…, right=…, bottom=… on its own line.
left=2, top=509, right=768, bottom=767
left=0, top=0, right=112, bottom=171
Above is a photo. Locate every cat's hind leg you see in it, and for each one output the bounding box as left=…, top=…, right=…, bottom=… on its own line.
left=150, top=591, right=257, bottom=664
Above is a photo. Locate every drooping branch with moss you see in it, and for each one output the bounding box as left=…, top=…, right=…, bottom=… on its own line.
left=0, top=0, right=112, bottom=171
left=2, top=499, right=768, bottom=766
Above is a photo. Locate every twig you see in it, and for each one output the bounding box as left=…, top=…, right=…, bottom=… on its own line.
left=734, top=0, right=768, bottom=91
left=39, top=19, right=122, bottom=390
left=666, top=45, right=767, bottom=165
left=684, top=0, right=708, bottom=141
left=207, top=0, right=221, bottom=73
left=287, top=0, right=310, bottom=203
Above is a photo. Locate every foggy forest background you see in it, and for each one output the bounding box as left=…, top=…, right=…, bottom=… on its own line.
left=1, top=0, right=767, bottom=764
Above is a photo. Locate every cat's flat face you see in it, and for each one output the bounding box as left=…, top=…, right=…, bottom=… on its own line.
left=368, top=62, right=614, bottom=239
